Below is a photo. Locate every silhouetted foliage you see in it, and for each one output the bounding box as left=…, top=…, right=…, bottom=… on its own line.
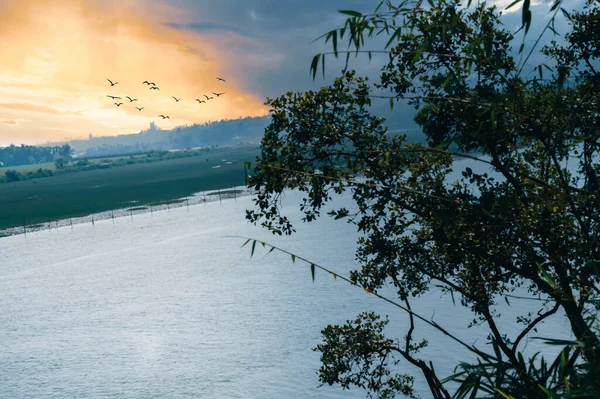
left=247, top=0, right=600, bottom=397
left=4, top=170, right=23, bottom=182
left=0, top=144, right=72, bottom=167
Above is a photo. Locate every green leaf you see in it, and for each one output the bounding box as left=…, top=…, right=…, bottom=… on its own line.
left=494, top=388, right=515, bottom=399
left=251, top=240, right=257, bottom=257
left=291, top=254, right=296, bottom=263
left=389, top=97, right=394, bottom=111
left=522, top=0, right=532, bottom=34
left=332, top=31, right=338, bottom=57
left=384, top=27, right=402, bottom=49
left=338, top=10, right=363, bottom=17
left=268, top=246, right=275, bottom=254
left=241, top=238, right=251, bottom=248
left=332, top=273, right=337, bottom=281
left=322, top=53, right=326, bottom=78
left=505, top=0, right=522, bottom=10
left=310, top=54, right=321, bottom=80
left=311, top=263, right=315, bottom=282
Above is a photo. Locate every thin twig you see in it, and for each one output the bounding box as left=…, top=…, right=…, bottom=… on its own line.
left=231, top=235, right=496, bottom=361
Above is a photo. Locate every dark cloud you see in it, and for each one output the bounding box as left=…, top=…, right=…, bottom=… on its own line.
left=157, top=0, right=586, bottom=126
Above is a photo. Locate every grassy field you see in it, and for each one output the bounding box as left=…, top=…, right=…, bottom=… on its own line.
left=0, top=146, right=260, bottom=231
left=0, top=162, right=57, bottom=174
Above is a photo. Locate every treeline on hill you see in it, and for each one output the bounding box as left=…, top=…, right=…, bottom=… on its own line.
left=53, top=113, right=424, bottom=158
left=0, top=144, right=73, bottom=167
left=1, top=148, right=216, bottom=184
left=63, top=117, right=272, bottom=157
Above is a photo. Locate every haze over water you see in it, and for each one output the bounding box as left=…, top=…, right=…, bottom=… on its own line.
left=0, top=171, right=571, bottom=398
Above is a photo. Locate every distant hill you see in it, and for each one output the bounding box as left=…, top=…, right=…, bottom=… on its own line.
left=44, top=107, right=425, bottom=158
left=56, top=117, right=270, bottom=157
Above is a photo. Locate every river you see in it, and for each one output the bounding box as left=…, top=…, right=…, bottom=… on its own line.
left=0, top=162, right=572, bottom=398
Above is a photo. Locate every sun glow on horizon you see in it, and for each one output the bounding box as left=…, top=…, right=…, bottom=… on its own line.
left=0, top=0, right=269, bottom=144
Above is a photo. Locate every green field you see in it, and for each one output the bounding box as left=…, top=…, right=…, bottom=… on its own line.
left=0, top=162, right=57, bottom=174
left=0, top=146, right=260, bottom=231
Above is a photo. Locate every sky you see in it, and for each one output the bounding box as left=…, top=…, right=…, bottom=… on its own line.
left=0, top=0, right=583, bottom=145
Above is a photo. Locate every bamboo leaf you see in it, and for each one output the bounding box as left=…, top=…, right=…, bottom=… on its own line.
left=338, top=10, right=363, bottom=17
left=268, top=246, right=275, bottom=254
left=560, top=8, right=571, bottom=21
left=333, top=273, right=337, bottom=281
left=241, top=238, right=251, bottom=248
left=322, top=53, right=326, bottom=78
left=522, top=0, right=532, bottom=34
left=332, top=30, right=338, bottom=57
left=311, top=263, right=315, bottom=281
left=385, top=28, right=402, bottom=49
left=505, top=0, right=522, bottom=10
left=389, top=97, right=394, bottom=111
left=251, top=240, right=257, bottom=257
left=494, top=388, right=515, bottom=399
left=291, top=254, right=296, bottom=263
left=310, top=54, right=321, bottom=80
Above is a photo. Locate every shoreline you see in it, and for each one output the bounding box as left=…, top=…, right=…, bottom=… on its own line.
left=0, top=186, right=254, bottom=238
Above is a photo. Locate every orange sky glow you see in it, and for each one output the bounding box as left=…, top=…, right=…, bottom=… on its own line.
left=0, top=0, right=270, bottom=145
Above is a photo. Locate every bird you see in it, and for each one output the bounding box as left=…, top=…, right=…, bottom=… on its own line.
left=158, top=115, right=169, bottom=119
left=213, top=92, right=225, bottom=97
left=149, top=82, right=156, bottom=86
left=126, top=96, right=138, bottom=102
left=195, top=99, right=205, bottom=103
left=203, top=94, right=213, bottom=100
left=150, top=86, right=160, bottom=90
left=107, top=79, right=118, bottom=86
left=142, top=81, right=151, bottom=85
left=107, top=95, right=121, bottom=99
left=114, top=102, right=123, bottom=106
left=136, top=107, right=144, bottom=111
left=172, top=96, right=181, bottom=102
left=216, top=77, right=226, bottom=82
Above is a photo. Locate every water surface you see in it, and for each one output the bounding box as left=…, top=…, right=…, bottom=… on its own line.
left=0, top=180, right=571, bottom=398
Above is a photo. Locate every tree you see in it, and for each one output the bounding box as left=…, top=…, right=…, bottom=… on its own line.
left=246, top=0, right=600, bottom=397
left=4, top=169, right=23, bottom=182
left=59, top=144, right=74, bottom=161
left=54, top=157, right=67, bottom=170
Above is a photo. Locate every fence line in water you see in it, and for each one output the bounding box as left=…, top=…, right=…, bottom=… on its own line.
left=2, top=186, right=256, bottom=238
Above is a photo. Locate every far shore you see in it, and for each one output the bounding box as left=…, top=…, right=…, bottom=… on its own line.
left=0, top=186, right=253, bottom=238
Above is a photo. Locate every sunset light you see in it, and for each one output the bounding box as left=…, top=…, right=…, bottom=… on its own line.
left=0, top=0, right=268, bottom=144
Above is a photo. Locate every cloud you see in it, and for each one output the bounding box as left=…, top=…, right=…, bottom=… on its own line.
left=0, top=0, right=269, bottom=144
left=0, top=103, right=62, bottom=115
left=0, top=119, right=19, bottom=125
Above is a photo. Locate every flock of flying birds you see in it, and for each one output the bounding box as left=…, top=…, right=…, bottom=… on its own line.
left=105, top=77, right=226, bottom=120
